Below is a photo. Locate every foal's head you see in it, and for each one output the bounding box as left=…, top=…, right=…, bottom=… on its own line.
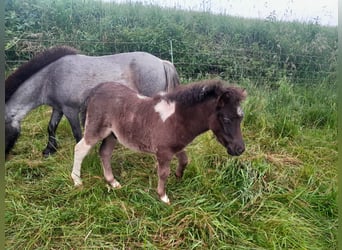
left=210, top=86, right=247, bottom=156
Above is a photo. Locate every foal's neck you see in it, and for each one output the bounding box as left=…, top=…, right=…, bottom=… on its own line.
left=177, top=98, right=216, bottom=137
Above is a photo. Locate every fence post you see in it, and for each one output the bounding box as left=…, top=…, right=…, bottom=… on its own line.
left=169, top=39, right=174, bottom=64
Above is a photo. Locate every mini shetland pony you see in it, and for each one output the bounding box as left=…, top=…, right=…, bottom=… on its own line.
left=71, top=79, right=247, bottom=204
left=5, top=46, right=179, bottom=157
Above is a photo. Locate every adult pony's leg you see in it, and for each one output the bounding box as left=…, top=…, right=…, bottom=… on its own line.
left=175, top=150, right=188, bottom=179
left=99, top=134, right=121, bottom=188
left=71, top=138, right=94, bottom=186
left=63, top=108, right=83, bottom=142
left=156, top=150, right=173, bottom=204
left=42, top=109, right=63, bottom=157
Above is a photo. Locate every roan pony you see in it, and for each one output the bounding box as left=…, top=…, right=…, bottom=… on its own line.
left=5, top=46, right=179, bottom=157
left=71, top=79, right=247, bottom=204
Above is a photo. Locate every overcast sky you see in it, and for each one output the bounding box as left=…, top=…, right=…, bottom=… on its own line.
left=105, top=0, right=338, bottom=26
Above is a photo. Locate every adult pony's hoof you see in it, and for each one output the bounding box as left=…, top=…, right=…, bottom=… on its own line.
left=42, top=147, right=57, bottom=157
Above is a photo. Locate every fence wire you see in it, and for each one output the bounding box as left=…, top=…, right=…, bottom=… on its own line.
left=5, top=0, right=337, bottom=84
left=5, top=37, right=336, bottom=85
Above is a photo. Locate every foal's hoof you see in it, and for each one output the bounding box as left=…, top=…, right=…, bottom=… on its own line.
left=160, top=194, right=171, bottom=205
left=110, top=180, right=122, bottom=189
left=175, top=172, right=183, bottom=180
left=106, top=180, right=122, bottom=192
left=73, top=181, right=83, bottom=187
left=107, top=180, right=121, bottom=192
left=71, top=173, right=83, bottom=187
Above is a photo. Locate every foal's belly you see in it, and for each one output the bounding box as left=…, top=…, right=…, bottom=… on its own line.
left=108, top=99, right=160, bottom=154
left=113, top=128, right=156, bottom=154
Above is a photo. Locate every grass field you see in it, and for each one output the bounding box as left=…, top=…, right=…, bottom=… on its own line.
left=5, top=79, right=337, bottom=249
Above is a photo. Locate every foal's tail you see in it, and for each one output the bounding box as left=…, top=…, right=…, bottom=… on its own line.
left=162, top=60, right=180, bottom=92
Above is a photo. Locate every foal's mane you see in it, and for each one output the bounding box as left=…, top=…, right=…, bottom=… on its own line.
left=162, top=79, right=245, bottom=107
left=5, top=46, right=78, bottom=102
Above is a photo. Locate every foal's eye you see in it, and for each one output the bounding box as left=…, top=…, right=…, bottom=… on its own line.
left=223, top=117, right=231, bottom=124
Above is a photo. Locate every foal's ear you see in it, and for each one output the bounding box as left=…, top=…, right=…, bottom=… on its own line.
left=240, top=88, right=247, bottom=100
left=216, top=92, right=230, bottom=110
left=217, top=87, right=247, bottom=109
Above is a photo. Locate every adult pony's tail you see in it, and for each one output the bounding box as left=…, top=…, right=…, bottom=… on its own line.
left=80, top=87, right=98, bottom=127
left=162, top=60, right=180, bottom=92
left=80, top=93, right=90, bottom=127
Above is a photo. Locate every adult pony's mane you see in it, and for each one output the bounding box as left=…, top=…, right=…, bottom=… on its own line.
left=5, top=46, right=78, bottom=102
left=162, top=79, right=245, bottom=107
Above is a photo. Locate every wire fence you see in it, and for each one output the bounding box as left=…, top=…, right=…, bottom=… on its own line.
left=5, top=0, right=338, bottom=85
left=5, top=36, right=336, bottom=85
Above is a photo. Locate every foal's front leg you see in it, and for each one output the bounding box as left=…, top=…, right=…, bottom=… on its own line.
left=156, top=150, right=173, bottom=204
left=71, top=138, right=93, bottom=186
left=99, top=134, right=121, bottom=188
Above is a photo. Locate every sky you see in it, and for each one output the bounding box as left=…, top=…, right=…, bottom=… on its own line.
left=106, top=0, right=338, bottom=26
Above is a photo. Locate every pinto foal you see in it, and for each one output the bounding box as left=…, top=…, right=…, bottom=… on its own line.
left=71, top=80, right=247, bottom=204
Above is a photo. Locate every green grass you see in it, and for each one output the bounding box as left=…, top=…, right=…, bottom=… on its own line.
left=5, top=79, right=337, bottom=249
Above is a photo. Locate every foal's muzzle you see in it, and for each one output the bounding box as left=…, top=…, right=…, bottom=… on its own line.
left=227, top=143, right=245, bottom=156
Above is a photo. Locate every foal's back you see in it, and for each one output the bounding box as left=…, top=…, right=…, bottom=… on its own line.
left=84, top=82, right=163, bottom=152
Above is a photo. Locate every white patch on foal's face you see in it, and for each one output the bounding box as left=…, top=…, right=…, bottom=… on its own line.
left=154, top=99, right=175, bottom=122
left=237, top=106, right=244, bottom=117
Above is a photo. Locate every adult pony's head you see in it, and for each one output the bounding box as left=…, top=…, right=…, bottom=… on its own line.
left=209, top=84, right=247, bottom=156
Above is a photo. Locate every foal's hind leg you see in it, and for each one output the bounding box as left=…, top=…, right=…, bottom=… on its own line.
left=43, top=109, right=63, bottom=157
left=99, top=134, right=121, bottom=188
left=175, top=150, right=188, bottom=179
